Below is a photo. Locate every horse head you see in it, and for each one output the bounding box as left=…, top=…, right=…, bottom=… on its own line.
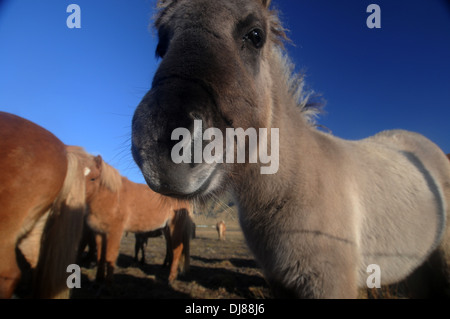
left=132, top=0, right=283, bottom=199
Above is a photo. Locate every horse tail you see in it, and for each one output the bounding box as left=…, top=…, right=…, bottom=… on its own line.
left=33, top=150, right=86, bottom=298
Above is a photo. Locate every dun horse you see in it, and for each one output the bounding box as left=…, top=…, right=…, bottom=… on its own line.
left=84, top=157, right=193, bottom=282
left=0, top=112, right=99, bottom=298
left=131, top=0, right=450, bottom=298
left=216, top=221, right=226, bottom=241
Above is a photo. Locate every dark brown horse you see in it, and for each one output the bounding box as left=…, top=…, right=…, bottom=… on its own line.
left=131, top=0, right=450, bottom=298
left=0, top=112, right=99, bottom=298
left=84, top=156, right=194, bottom=282
left=134, top=229, right=165, bottom=264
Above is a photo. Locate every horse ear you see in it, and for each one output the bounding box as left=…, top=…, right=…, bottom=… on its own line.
left=94, top=155, right=102, bottom=169
left=260, top=0, right=271, bottom=8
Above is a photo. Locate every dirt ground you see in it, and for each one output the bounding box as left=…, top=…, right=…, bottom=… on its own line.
left=71, top=220, right=273, bottom=299
left=14, top=205, right=445, bottom=299
left=68, top=213, right=436, bottom=300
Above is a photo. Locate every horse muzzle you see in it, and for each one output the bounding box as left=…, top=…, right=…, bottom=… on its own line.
left=131, top=87, right=222, bottom=198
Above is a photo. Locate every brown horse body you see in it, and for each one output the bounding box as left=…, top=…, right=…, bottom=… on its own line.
left=85, top=158, right=193, bottom=282
left=0, top=112, right=99, bottom=298
left=132, top=0, right=450, bottom=298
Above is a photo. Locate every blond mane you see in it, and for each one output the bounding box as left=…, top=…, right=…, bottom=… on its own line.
left=66, top=145, right=122, bottom=192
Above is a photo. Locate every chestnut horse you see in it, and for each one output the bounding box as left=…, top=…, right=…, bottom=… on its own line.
left=84, top=157, right=193, bottom=282
left=0, top=112, right=99, bottom=298
left=131, top=0, right=450, bottom=298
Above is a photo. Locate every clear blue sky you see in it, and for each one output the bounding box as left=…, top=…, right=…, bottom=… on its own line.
left=1, top=0, right=449, bottom=185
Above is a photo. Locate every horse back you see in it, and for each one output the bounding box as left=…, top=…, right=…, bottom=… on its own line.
left=355, top=129, right=450, bottom=284
left=369, top=129, right=450, bottom=212
left=0, top=112, right=67, bottom=238
left=119, top=178, right=181, bottom=232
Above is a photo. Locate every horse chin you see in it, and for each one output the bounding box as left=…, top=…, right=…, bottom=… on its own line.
left=140, top=161, right=222, bottom=200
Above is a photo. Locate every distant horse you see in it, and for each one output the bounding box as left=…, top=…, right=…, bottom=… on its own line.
left=131, top=0, right=450, bottom=298
left=84, top=157, right=194, bottom=282
left=134, top=229, right=165, bottom=264
left=216, top=221, right=226, bottom=241
left=0, top=112, right=99, bottom=298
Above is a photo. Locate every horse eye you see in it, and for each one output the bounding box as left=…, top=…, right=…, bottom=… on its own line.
left=155, top=26, right=171, bottom=59
left=90, top=178, right=96, bottom=182
left=244, top=28, right=265, bottom=49
left=155, top=41, right=167, bottom=58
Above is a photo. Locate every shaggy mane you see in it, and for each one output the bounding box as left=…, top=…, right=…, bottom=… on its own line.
left=267, top=6, right=324, bottom=125
left=66, top=145, right=122, bottom=193
left=100, top=160, right=123, bottom=193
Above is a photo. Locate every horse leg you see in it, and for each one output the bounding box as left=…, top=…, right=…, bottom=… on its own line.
left=140, top=239, right=146, bottom=264
left=169, top=243, right=183, bottom=282
left=95, top=233, right=106, bottom=282
left=139, top=236, right=148, bottom=264
left=134, top=236, right=140, bottom=263
left=182, top=222, right=191, bottom=274
left=167, top=209, right=191, bottom=282
left=85, top=227, right=97, bottom=266
left=168, top=220, right=184, bottom=282
left=163, top=226, right=172, bottom=268
left=0, top=244, right=20, bottom=299
left=104, top=227, right=123, bottom=283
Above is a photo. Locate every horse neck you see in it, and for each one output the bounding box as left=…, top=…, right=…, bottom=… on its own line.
left=88, top=183, right=120, bottom=220
left=121, top=178, right=177, bottom=217
left=232, top=58, right=325, bottom=215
